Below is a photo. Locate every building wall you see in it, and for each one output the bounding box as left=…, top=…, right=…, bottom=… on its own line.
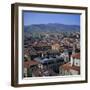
left=51, top=44, right=60, bottom=51
left=74, top=59, right=80, bottom=66
left=70, top=69, right=79, bottom=75
left=70, top=57, right=73, bottom=66
left=64, top=70, right=71, bottom=75
left=24, top=68, right=27, bottom=77
left=70, top=57, right=80, bottom=67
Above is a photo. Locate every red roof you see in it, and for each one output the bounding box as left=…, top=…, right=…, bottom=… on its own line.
left=71, top=53, right=80, bottom=59
left=61, top=63, right=80, bottom=72
left=24, top=60, right=39, bottom=68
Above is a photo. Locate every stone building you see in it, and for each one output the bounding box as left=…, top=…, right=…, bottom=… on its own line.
left=59, top=53, right=80, bottom=75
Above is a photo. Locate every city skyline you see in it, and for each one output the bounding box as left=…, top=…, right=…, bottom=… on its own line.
left=23, top=11, right=80, bottom=26
left=23, top=10, right=81, bottom=77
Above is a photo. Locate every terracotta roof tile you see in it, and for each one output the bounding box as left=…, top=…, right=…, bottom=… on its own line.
left=24, top=60, right=39, bottom=68
left=71, top=53, right=80, bottom=59
left=61, top=63, right=80, bottom=72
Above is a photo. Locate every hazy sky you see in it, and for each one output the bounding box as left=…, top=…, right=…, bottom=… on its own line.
left=23, top=11, right=80, bottom=26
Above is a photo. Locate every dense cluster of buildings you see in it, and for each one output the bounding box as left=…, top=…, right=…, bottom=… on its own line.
left=23, top=31, right=80, bottom=77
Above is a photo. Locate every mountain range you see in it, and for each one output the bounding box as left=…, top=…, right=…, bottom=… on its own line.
left=24, top=23, right=80, bottom=33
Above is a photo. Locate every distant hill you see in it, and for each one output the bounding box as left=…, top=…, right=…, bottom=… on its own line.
left=24, top=23, right=80, bottom=33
